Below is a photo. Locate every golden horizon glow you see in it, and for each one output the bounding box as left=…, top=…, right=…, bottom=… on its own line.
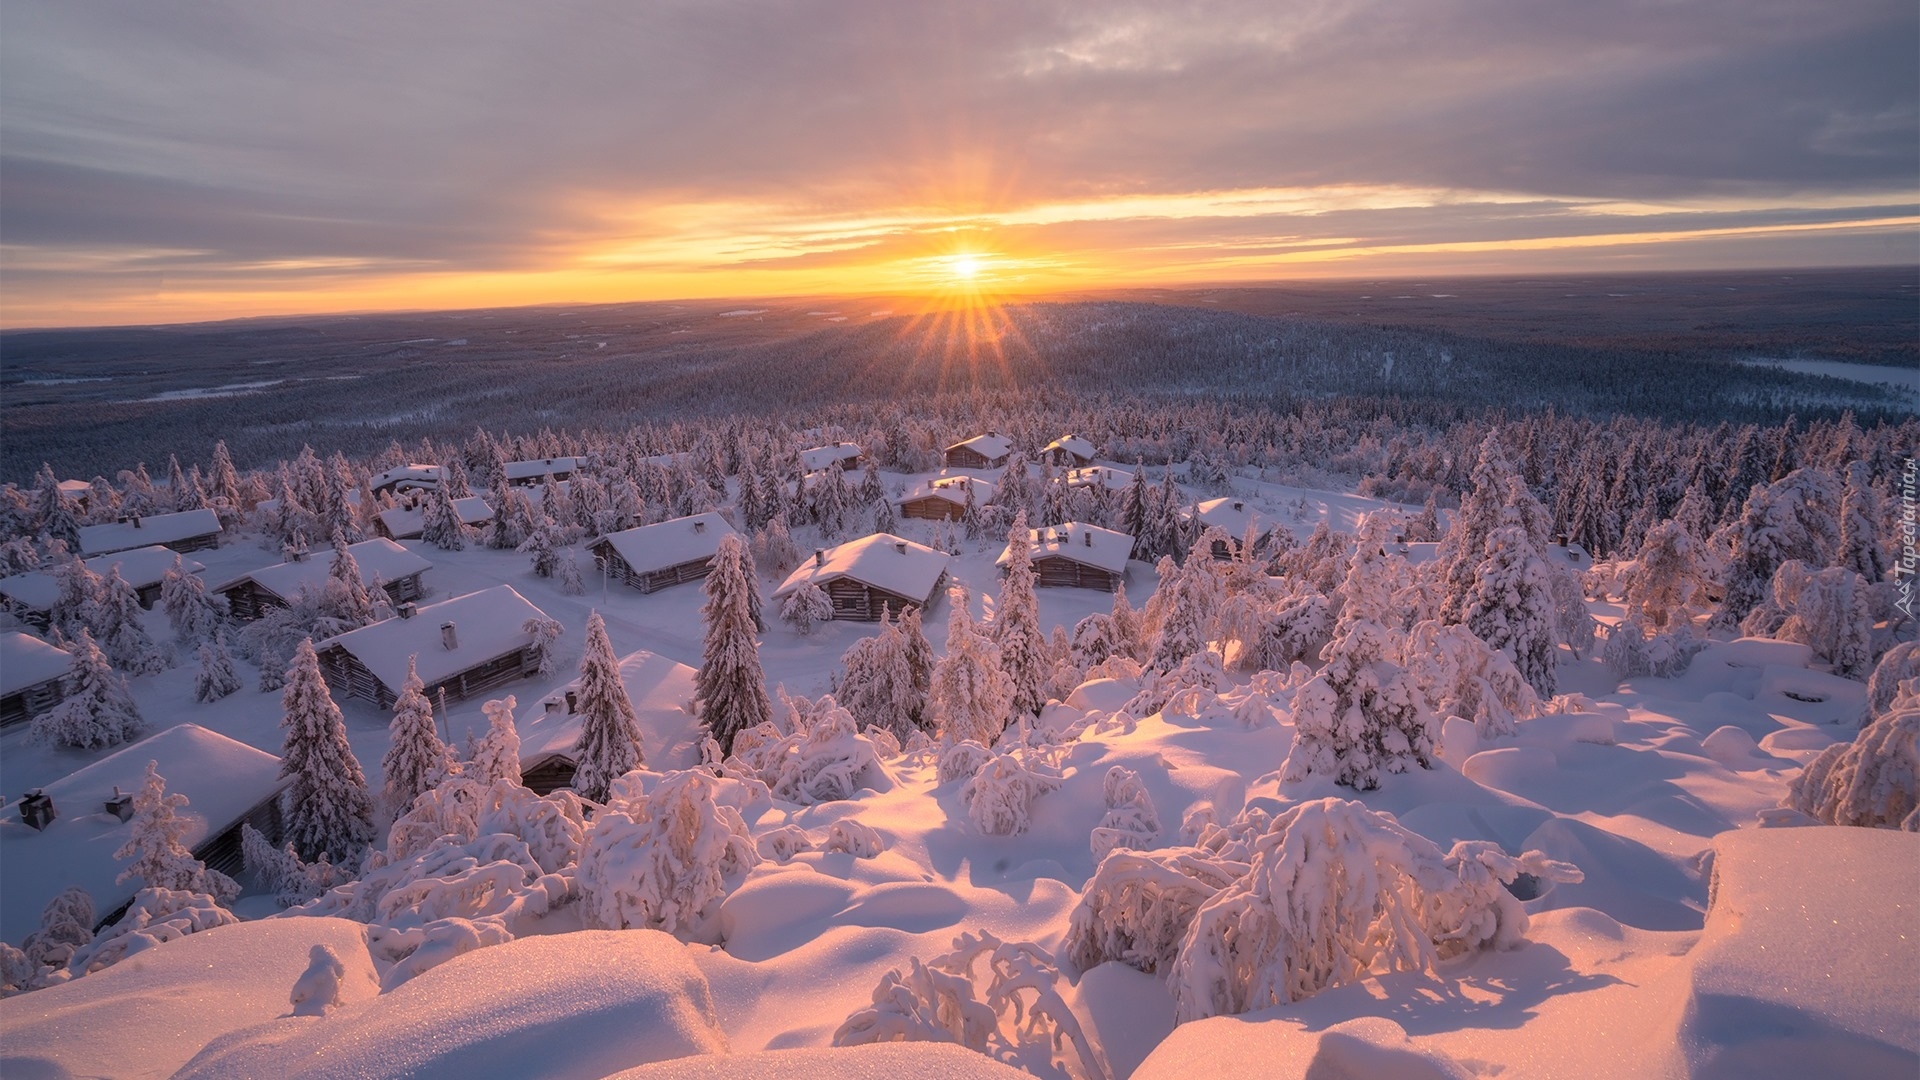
left=2, top=185, right=1915, bottom=329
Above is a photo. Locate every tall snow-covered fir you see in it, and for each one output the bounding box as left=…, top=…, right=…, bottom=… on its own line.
left=694, top=533, right=772, bottom=756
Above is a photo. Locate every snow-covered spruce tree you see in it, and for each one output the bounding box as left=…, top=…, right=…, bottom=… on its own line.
left=21, top=887, right=95, bottom=975
left=378, top=657, right=455, bottom=827
left=1752, top=562, right=1876, bottom=680
left=1169, top=798, right=1580, bottom=1021
left=1711, top=470, right=1840, bottom=630
left=1624, top=520, right=1704, bottom=630
left=194, top=635, right=243, bottom=702
left=960, top=750, right=1063, bottom=836
left=1252, top=591, right=1333, bottom=672
left=278, top=639, right=376, bottom=864
left=837, top=612, right=919, bottom=741
left=1147, top=547, right=1220, bottom=675
left=32, top=629, right=143, bottom=750
left=48, top=547, right=104, bottom=642
left=419, top=485, right=467, bottom=551
left=1784, top=693, right=1918, bottom=830
left=161, top=554, right=228, bottom=644
left=94, top=565, right=166, bottom=676
left=555, top=546, right=587, bottom=595
left=1282, top=620, right=1433, bottom=790
left=833, top=930, right=1104, bottom=1080
left=1404, top=621, right=1539, bottom=739
left=522, top=614, right=563, bottom=677
left=695, top=534, right=772, bottom=756
left=1438, top=433, right=1519, bottom=621
left=1837, top=461, right=1888, bottom=584
left=115, top=760, right=239, bottom=903
left=470, top=695, right=524, bottom=785
left=1461, top=525, right=1559, bottom=698
left=571, top=610, right=645, bottom=803
left=779, top=580, right=833, bottom=635
left=994, top=512, right=1050, bottom=720
left=69, top=887, right=239, bottom=977
left=1109, top=580, right=1145, bottom=662
left=897, top=604, right=934, bottom=729
left=1865, top=643, right=1920, bottom=723
left=1090, top=765, right=1162, bottom=861
left=519, top=516, right=565, bottom=578
left=931, top=588, right=1014, bottom=747
left=1333, top=512, right=1407, bottom=636
left=575, top=768, right=760, bottom=942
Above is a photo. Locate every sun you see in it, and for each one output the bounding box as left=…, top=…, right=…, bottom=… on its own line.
left=948, top=254, right=983, bottom=282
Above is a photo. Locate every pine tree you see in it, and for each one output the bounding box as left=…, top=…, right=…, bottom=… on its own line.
left=32, top=629, right=144, bottom=749
left=1625, top=520, right=1703, bottom=629
left=1438, top=433, right=1517, bottom=622
left=897, top=605, right=934, bottom=729
left=571, top=610, right=645, bottom=802
left=780, top=581, right=834, bottom=635
left=94, top=566, right=167, bottom=676
left=161, top=554, right=228, bottom=644
left=378, top=656, right=454, bottom=826
left=838, top=611, right=919, bottom=740
left=470, top=695, right=524, bottom=785
left=208, top=439, right=244, bottom=526
left=48, top=548, right=104, bottom=643
left=994, top=513, right=1050, bottom=719
left=1148, top=551, right=1219, bottom=674
left=931, top=588, right=1014, bottom=746
left=695, top=534, right=772, bottom=755
left=520, top=516, right=565, bottom=577
left=317, top=529, right=376, bottom=631
left=278, top=639, right=376, bottom=863
left=1283, top=620, right=1435, bottom=790
left=1838, top=461, right=1888, bottom=583
left=1462, top=525, right=1559, bottom=697
left=115, top=761, right=238, bottom=903
left=194, top=634, right=243, bottom=702
left=1110, top=581, right=1144, bottom=661
left=555, top=547, right=587, bottom=595
left=1121, top=465, right=1150, bottom=557
left=420, top=485, right=467, bottom=551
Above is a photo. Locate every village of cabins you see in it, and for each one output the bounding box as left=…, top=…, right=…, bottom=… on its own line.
left=0, top=431, right=1578, bottom=940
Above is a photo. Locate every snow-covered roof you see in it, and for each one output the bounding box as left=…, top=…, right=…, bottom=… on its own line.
left=0, top=546, right=205, bottom=613
left=1191, top=497, right=1273, bottom=539
left=1065, top=465, right=1133, bottom=492
left=1398, top=540, right=1591, bottom=570
left=945, top=433, right=1013, bottom=461
left=1043, top=435, right=1097, bottom=461
left=899, top=475, right=995, bottom=507
left=520, top=649, right=700, bottom=767
left=773, top=533, right=950, bottom=602
left=0, top=631, right=72, bottom=696
left=799, top=443, right=864, bottom=472
left=316, top=584, right=550, bottom=692
left=0, top=723, right=286, bottom=944
left=375, top=495, right=494, bottom=540
left=77, top=508, right=222, bottom=557
left=996, top=522, right=1133, bottom=575
left=215, top=538, right=433, bottom=600
left=370, top=464, right=443, bottom=491
left=503, top=456, right=587, bottom=482
left=592, top=512, right=737, bottom=575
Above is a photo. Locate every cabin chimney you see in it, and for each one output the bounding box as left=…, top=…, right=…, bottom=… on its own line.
left=814, top=549, right=826, bottom=568
left=398, top=601, right=417, bottom=620
left=105, top=786, right=133, bottom=822
left=693, top=520, right=706, bottom=533
left=894, top=541, right=907, bottom=554
left=19, top=790, right=54, bottom=831
left=1084, top=531, right=1093, bottom=547
left=131, top=515, right=143, bottom=529
left=1232, top=500, right=1243, bottom=511
left=441, top=621, right=458, bottom=650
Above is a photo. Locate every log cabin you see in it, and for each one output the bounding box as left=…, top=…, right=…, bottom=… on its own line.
left=314, top=585, right=553, bottom=709
left=0, top=631, right=71, bottom=730
left=773, top=533, right=950, bottom=622
left=78, top=508, right=222, bottom=557
left=997, top=522, right=1132, bottom=591
left=216, top=538, right=432, bottom=621
left=0, top=546, right=204, bottom=630
left=897, top=475, right=995, bottom=521
left=942, top=432, right=1013, bottom=470
left=1041, top=435, right=1097, bottom=468
left=589, top=511, right=737, bottom=594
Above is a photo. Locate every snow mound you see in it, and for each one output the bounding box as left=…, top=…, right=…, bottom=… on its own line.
left=0, top=917, right=377, bottom=1080
left=603, top=1042, right=1032, bottom=1079
left=1133, top=1015, right=1470, bottom=1080
left=1663, top=826, right=1919, bottom=1077
left=173, top=930, right=726, bottom=1080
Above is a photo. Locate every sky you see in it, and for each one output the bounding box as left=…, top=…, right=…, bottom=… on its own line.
left=2, top=0, right=1916, bottom=327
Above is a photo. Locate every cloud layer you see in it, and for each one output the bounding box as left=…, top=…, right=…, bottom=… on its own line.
left=3, top=0, right=1914, bottom=325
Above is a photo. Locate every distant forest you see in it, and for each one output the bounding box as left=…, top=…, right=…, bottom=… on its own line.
left=2, top=269, right=1914, bottom=484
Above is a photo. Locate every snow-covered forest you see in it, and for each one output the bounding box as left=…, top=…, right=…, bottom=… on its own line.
left=0, top=388, right=1914, bottom=1080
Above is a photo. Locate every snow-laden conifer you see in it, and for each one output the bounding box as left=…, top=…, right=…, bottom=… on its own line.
left=32, top=629, right=144, bottom=750
left=279, top=639, right=376, bottom=863
left=378, top=656, right=455, bottom=826
left=114, top=760, right=239, bottom=903
left=571, top=610, right=645, bottom=803
left=695, top=533, right=771, bottom=756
